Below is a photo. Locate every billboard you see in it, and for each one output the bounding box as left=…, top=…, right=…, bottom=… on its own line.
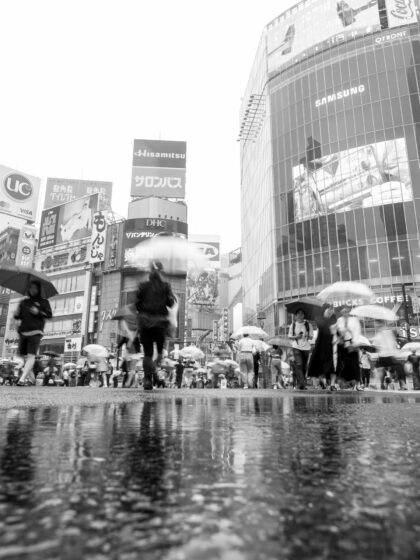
left=187, top=269, right=219, bottom=311
left=0, top=165, right=41, bottom=222
left=44, top=178, right=112, bottom=209
left=89, top=210, right=107, bottom=264
left=16, top=224, right=37, bottom=267
left=266, top=0, right=380, bottom=75
left=386, top=0, right=418, bottom=28
left=123, top=217, right=188, bottom=265
left=38, top=193, right=98, bottom=249
left=189, top=235, right=220, bottom=268
left=34, top=242, right=89, bottom=271
left=293, top=137, right=412, bottom=221
left=131, top=139, right=186, bottom=198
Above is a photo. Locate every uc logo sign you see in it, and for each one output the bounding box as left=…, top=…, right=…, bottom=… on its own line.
left=4, top=174, right=33, bottom=200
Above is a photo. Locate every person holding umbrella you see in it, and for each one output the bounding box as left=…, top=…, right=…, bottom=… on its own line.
left=336, top=305, right=363, bottom=389
left=14, top=280, right=53, bottom=386
left=135, top=260, right=176, bottom=390
left=288, top=308, right=313, bottom=390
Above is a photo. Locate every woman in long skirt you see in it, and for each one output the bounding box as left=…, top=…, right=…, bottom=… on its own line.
left=308, top=303, right=337, bottom=390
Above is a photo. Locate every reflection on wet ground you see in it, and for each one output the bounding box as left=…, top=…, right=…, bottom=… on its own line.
left=1, top=394, right=420, bottom=559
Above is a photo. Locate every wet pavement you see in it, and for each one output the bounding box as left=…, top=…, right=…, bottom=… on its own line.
left=0, top=389, right=420, bottom=559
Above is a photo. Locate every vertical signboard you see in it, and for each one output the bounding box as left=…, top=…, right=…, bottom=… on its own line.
left=0, top=165, right=41, bottom=222
left=89, top=210, right=107, bottom=264
left=131, top=139, right=187, bottom=198
left=386, top=0, right=418, bottom=27
left=16, top=224, right=37, bottom=267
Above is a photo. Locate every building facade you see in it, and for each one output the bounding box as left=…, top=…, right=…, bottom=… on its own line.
left=240, top=0, right=420, bottom=338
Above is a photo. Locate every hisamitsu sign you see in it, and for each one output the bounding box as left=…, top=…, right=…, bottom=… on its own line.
left=131, top=139, right=187, bottom=199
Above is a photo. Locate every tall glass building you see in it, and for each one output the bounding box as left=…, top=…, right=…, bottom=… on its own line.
left=240, top=0, right=420, bottom=337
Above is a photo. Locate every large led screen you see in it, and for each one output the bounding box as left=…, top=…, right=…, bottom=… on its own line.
left=267, top=0, right=380, bottom=75
left=293, top=138, right=413, bottom=222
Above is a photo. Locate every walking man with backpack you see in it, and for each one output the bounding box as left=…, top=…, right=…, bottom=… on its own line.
left=288, top=308, right=313, bottom=390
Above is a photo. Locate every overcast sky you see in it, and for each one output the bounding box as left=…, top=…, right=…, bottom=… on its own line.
left=0, top=1, right=294, bottom=254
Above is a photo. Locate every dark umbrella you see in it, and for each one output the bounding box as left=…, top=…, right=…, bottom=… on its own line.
left=0, top=264, right=58, bottom=298
left=41, top=351, right=60, bottom=358
left=285, top=296, right=323, bottom=320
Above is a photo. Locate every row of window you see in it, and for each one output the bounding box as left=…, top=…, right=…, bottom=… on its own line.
left=278, top=239, right=420, bottom=293
left=52, top=273, right=86, bottom=295
left=50, top=295, right=82, bottom=316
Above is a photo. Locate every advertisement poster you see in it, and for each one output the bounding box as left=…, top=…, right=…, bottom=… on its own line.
left=293, top=137, right=412, bottom=221
left=0, top=165, right=41, bottom=222
left=386, top=0, right=418, bottom=28
left=16, top=224, right=37, bottom=267
left=123, top=217, right=188, bottom=265
left=267, top=0, right=380, bottom=75
left=131, top=139, right=187, bottom=198
left=189, top=235, right=220, bottom=268
left=44, top=178, right=112, bottom=210
left=89, top=210, right=107, bottom=264
left=38, top=194, right=98, bottom=249
left=187, top=269, right=219, bottom=310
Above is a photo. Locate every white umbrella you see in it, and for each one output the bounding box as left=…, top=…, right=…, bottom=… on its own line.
left=401, top=342, right=420, bottom=353
left=318, top=282, right=374, bottom=305
left=350, top=304, right=397, bottom=322
left=179, top=346, right=205, bottom=360
left=127, top=236, right=209, bottom=275
left=232, top=326, right=268, bottom=339
left=83, top=344, right=109, bottom=358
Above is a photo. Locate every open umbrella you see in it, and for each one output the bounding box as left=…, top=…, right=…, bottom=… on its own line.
left=401, top=342, right=420, bottom=353
left=127, top=236, right=209, bottom=275
left=354, top=335, right=376, bottom=352
left=42, top=350, right=60, bottom=358
left=317, top=282, right=374, bottom=305
left=179, top=346, right=205, bottom=360
left=0, top=264, right=58, bottom=298
left=232, top=326, right=268, bottom=339
left=63, top=362, right=77, bottom=369
left=285, top=296, right=324, bottom=320
left=267, top=337, right=292, bottom=348
left=350, top=304, right=397, bottom=322
left=83, top=344, right=109, bottom=358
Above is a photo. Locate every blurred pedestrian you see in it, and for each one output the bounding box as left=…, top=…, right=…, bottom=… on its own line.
left=288, top=309, right=313, bottom=390
left=235, top=334, right=256, bottom=388
left=308, top=303, right=337, bottom=390
left=372, top=322, right=406, bottom=390
left=359, top=349, right=372, bottom=388
left=135, top=261, right=176, bottom=390
left=43, top=357, right=58, bottom=386
left=14, top=280, right=52, bottom=386
left=269, top=345, right=283, bottom=389
left=336, top=306, right=362, bottom=390
left=175, top=358, right=184, bottom=389
left=253, top=338, right=265, bottom=388
left=407, top=349, right=420, bottom=390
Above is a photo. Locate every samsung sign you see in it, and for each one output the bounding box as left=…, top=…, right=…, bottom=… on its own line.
left=315, top=84, right=365, bottom=108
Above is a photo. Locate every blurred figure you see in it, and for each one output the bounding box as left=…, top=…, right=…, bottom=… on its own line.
left=336, top=306, right=362, bottom=390
left=288, top=309, right=313, bottom=390
left=373, top=322, right=406, bottom=390
left=269, top=345, right=283, bottom=389
left=43, top=357, right=58, bottom=386
left=253, top=338, right=265, bottom=388
left=136, top=261, right=176, bottom=391
left=175, top=358, right=184, bottom=389
left=407, top=349, right=420, bottom=390
left=308, top=303, right=337, bottom=390
left=14, top=280, right=52, bottom=386
left=359, top=349, right=372, bottom=389
left=235, top=334, right=256, bottom=388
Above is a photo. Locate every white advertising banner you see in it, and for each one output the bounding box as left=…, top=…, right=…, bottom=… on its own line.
left=64, top=337, right=82, bottom=352
left=0, top=165, right=41, bottom=222
left=89, top=210, right=107, bottom=263
left=386, top=0, right=418, bottom=28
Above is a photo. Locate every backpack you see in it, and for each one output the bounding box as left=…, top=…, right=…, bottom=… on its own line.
left=292, top=320, right=310, bottom=336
